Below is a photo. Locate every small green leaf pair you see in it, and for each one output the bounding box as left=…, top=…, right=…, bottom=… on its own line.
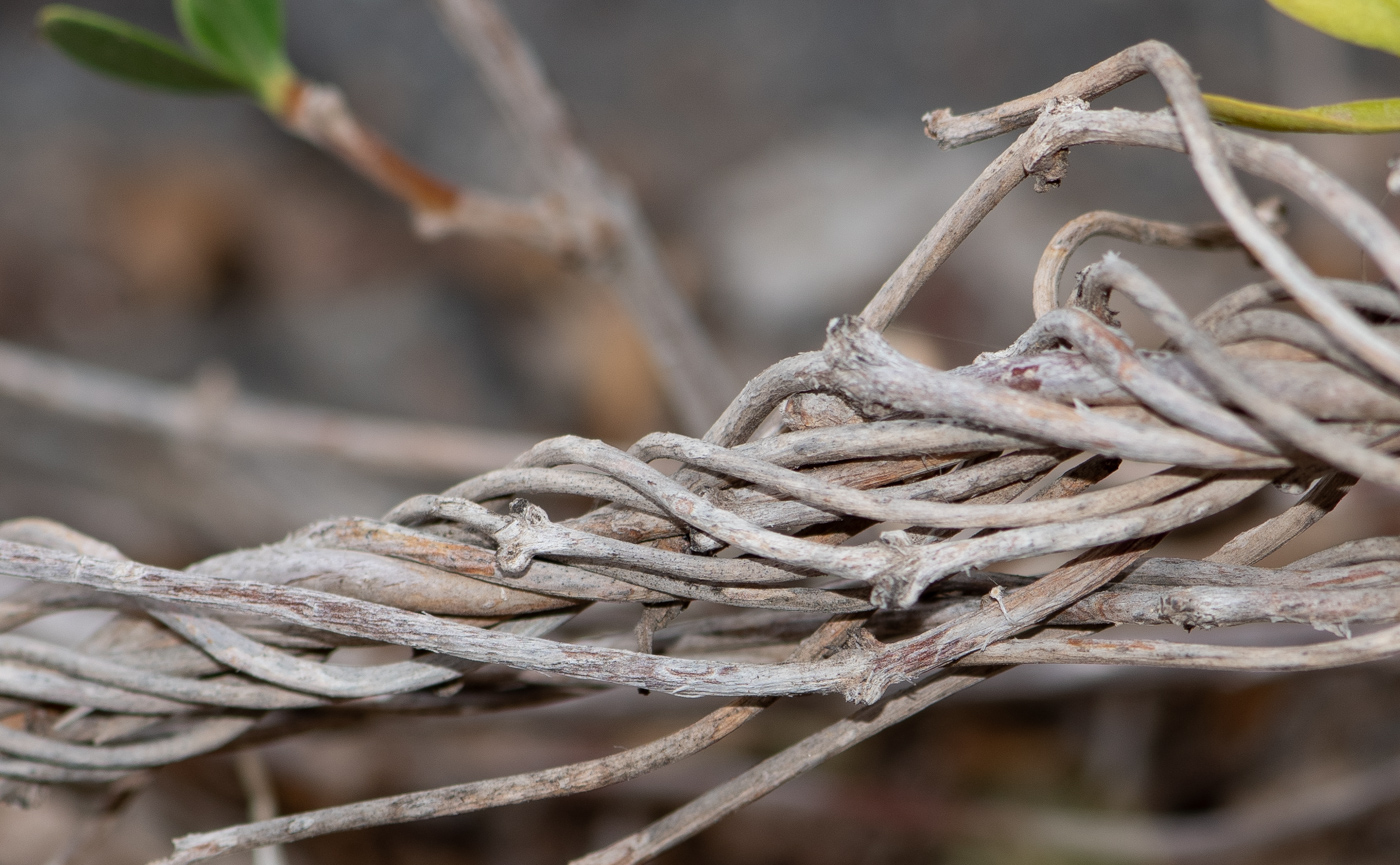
left=1204, top=0, right=1400, bottom=133
left=38, top=0, right=296, bottom=114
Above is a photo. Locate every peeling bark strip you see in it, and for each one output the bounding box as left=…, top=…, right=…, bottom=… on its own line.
left=4, top=34, right=1400, bottom=865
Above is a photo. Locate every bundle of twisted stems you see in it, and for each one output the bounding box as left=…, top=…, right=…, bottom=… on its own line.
left=5, top=40, right=1400, bottom=864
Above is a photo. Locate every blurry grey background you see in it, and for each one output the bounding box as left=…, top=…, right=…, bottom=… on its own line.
left=6, top=3, right=1400, bottom=864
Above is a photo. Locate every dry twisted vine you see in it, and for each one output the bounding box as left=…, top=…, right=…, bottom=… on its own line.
left=3, top=38, right=1400, bottom=865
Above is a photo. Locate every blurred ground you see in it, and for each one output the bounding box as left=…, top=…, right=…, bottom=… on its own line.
left=4, top=1, right=1400, bottom=862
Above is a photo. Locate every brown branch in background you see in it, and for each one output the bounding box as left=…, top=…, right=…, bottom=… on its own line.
left=233, top=751, right=287, bottom=865
left=144, top=0, right=741, bottom=434
left=0, top=0, right=739, bottom=474
left=0, top=339, right=535, bottom=477
left=432, top=0, right=737, bottom=434
left=275, top=80, right=576, bottom=253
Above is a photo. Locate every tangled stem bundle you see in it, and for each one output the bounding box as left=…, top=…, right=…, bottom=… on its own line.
left=4, top=40, right=1400, bottom=864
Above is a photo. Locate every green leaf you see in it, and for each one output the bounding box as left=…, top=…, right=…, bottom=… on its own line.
left=1204, top=93, right=1400, bottom=133
left=1268, top=0, right=1400, bottom=57
left=38, top=5, right=243, bottom=94
left=174, top=0, right=293, bottom=109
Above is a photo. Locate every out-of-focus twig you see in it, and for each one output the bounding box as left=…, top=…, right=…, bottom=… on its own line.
left=0, top=339, right=534, bottom=477
left=167, top=0, right=736, bottom=433
left=233, top=751, right=287, bottom=865
left=432, top=0, right=737, bottom=434
left=275, top=80, right=577, bottom=253
left=41, top=773, right=149, bottom=865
